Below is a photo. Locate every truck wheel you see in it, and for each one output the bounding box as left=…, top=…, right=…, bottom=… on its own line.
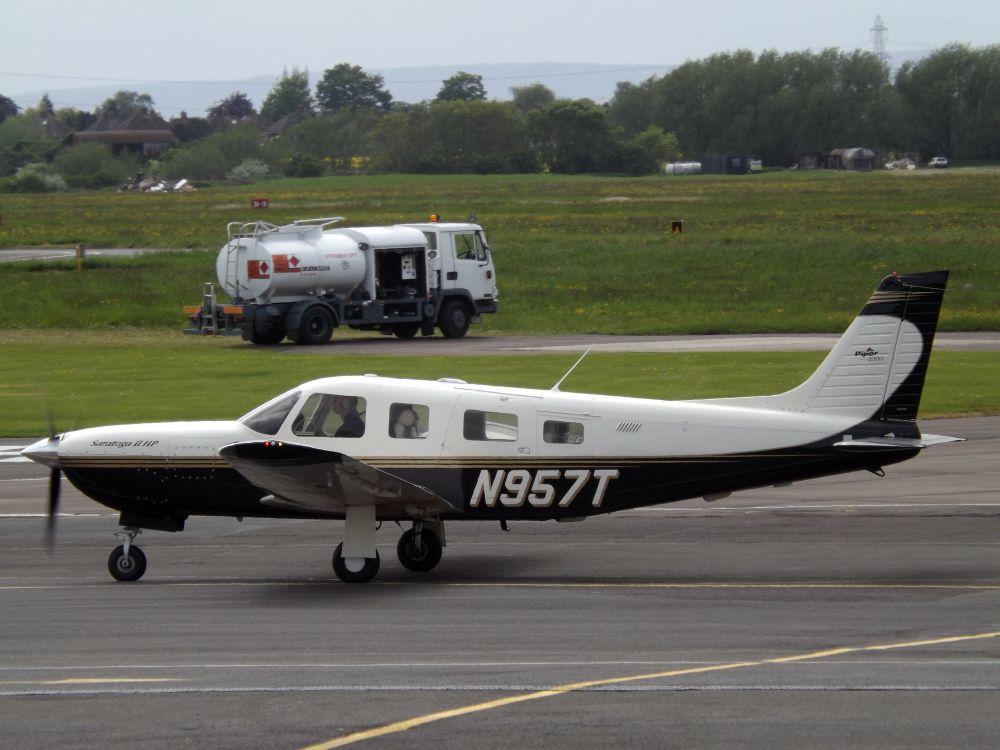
left=296, top=306, right=335, bottom=345
left=250, top=326, right=285, bottom=345
left=439, top=300, right=470, bottom=339
left=393, top=324, right=419, bottom=339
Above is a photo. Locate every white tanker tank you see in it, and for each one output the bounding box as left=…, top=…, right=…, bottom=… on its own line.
left=218, top=217, right=368, bottom=302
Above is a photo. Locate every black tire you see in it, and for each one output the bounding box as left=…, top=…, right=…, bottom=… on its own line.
left=396, top=528, right=443, bottom=572
left=296, top=305, right=335, bottom=346
left=249, top=326, right=285, bottom=345
left=332, top=542, right=380, bottom=583
left=438, top=300, right=470, bottom=339
left=108, top=545, right=147, bottom=582
left=393, top=323, right=419, bottom=339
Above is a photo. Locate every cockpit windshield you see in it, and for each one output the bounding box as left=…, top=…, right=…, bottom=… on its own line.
left=239, top=390, right=301, bottom=435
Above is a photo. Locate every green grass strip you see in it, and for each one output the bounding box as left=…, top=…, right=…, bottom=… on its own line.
left=1, top=334, right=994, bottom=436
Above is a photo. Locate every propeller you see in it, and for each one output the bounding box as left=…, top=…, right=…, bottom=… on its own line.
left=44, top=405, right=62, bottom=549
left=47, top=464, right=61, bottom=549
left=20, top=401, right=65, bottom=550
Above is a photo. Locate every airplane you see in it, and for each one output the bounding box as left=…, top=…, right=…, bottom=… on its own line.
left=22, top=271, right=959, bottom=584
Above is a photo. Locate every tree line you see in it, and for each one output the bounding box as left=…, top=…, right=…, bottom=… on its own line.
left=1, top=44, right=997, bottom=191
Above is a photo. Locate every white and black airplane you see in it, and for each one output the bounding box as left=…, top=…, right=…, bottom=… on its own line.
left=22, top=271, right=958, bottom=583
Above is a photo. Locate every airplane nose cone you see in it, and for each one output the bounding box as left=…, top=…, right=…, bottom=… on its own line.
left=21, top=436, right=61, bottom=467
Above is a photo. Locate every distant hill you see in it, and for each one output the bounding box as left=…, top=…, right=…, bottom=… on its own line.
left=12, top=52, right=929, bottom=118
left=13, top=62, right=675, bottom=118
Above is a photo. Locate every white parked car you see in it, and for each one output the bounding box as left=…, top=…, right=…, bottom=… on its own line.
left=928, top=156, right=949, bottom=168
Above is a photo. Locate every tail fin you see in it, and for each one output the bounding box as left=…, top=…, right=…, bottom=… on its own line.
left=717, top=271, right=949, bottom=422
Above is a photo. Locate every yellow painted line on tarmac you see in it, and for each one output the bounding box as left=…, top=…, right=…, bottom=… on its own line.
left=299, top=630, right=1000, bottom=750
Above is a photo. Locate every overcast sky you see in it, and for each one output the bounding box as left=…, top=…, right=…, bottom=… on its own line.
left=3, top=0, right=997, bottom=104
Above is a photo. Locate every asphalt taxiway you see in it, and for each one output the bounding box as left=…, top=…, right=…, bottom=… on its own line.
left=1, top=417, right=998, bottom=749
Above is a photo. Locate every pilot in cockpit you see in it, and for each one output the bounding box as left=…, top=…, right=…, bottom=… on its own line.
left=332, top=395, right=365, bottom=438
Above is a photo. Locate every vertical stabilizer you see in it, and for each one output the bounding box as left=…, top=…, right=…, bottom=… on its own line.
left=704, top=272, right=949, bottom=423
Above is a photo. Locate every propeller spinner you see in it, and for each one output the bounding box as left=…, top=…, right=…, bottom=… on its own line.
left=21, top=434, right=62, bottom=548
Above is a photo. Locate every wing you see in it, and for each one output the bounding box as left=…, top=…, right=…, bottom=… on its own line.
left=219, top=441, right=456, bottom=518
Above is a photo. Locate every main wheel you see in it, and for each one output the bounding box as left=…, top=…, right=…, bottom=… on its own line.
left=108, top=545, right=147, bottom=582
left=438, top=300, right=470, bottom=339
left=332, top=543, right=380, bottom=583
left=393, top=323, right=419, bottom=339
left=396, top=528, right=443, bottom=572
left=296, top=306, right=335, bottom=346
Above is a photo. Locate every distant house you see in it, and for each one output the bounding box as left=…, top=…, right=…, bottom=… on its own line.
left=40, top=117, right=70, bottom=139
left=262, top=110, right=308, bottom=139
left=700, top=155, right=762, bottom=174
left=72, top=111, right=176, bottom=156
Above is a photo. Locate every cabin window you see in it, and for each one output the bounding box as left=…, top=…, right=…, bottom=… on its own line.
left=389, top=403, right=428, bottom=439
left=240, top=391, right=300, bottom=435
left=454, top=232, right=486, bottom=262
left=292, top=393, right=367, bottom=438
left=543, top=420, right=585, bottom=444
left=463, top=409, right=517, bottom=442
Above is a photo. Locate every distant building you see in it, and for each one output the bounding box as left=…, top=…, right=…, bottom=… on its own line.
left=700, top=155, right=762, bottom=174
left=72, top=111, right=176, bottom=156
left=262, top=110, right=308, bottom=139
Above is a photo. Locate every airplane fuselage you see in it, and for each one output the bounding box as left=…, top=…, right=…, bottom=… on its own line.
left=56, top=376, right=918, bottom=528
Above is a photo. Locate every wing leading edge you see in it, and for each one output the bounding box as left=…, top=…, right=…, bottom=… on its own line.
left=219, top=441, right=456, bottom=518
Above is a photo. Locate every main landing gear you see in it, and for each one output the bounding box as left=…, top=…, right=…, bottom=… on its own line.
left=396, top=525, right=443, bottom=572
left=107, top=527, right=147, bottom=582
left=102, top=518, right=445, bottom=584
left=332, top=516, right=444, bottom=584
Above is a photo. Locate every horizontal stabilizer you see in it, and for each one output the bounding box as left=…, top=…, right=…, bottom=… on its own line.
left=219, top=441, right=456, bottom=518
left=833, top=433, right=964, bottom=452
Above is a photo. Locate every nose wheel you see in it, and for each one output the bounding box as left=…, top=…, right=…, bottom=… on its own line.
left=108, top=527, right=147, bottom=582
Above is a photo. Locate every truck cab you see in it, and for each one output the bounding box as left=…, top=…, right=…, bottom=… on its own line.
left=401, top=221, right=498, bottom=336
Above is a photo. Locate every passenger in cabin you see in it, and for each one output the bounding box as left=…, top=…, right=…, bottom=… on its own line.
left=332, top=395, right=365, bottom=438
left=463, top=410, right=487, bottom=441
left=390, top=404, right=420, bottom=439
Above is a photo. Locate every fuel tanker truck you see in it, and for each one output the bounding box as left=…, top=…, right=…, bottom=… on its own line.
left=184, top=215, right=497, bottom=345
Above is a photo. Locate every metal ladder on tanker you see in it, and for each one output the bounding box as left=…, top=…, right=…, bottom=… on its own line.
left=199, top=282, right=218, bottom=332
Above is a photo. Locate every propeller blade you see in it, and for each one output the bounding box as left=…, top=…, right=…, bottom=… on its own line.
left=47, top=466, right=61, bottom=549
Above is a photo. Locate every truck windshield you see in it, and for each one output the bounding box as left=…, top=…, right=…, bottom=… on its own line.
left=239, top=391, right=301, bottom=435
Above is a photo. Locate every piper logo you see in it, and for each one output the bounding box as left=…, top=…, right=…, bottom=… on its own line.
left=855, top=347, right=885, bottom=361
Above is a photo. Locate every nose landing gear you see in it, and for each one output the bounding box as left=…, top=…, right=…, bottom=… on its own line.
left=108, top=527, right=147, bottom=582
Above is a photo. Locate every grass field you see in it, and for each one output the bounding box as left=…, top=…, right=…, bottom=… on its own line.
left=1, top=331, right=995, bottom=436
left=1, top=171, right=997, bottom=431
left=1, top=170, right=998, bottom=332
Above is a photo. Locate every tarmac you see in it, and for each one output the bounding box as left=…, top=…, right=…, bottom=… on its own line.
left=1, top=416, right=998, bottom=749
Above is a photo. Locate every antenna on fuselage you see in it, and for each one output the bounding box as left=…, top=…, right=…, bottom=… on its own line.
left=551, top=345, right=594, bottom=392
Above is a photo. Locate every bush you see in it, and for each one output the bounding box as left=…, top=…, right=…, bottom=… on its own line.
left=0, top=163, right=67, bottom=192
left=226, top=158, right=270, bottom=184
left=52, top=143, right=134, bottom=189
left=284, top=151, right=325, bottom=177
left=159, top=122, right=267, bottom=182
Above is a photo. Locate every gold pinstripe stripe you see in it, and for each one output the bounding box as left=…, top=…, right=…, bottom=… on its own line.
left=60, top=451, right=831, bottom=471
